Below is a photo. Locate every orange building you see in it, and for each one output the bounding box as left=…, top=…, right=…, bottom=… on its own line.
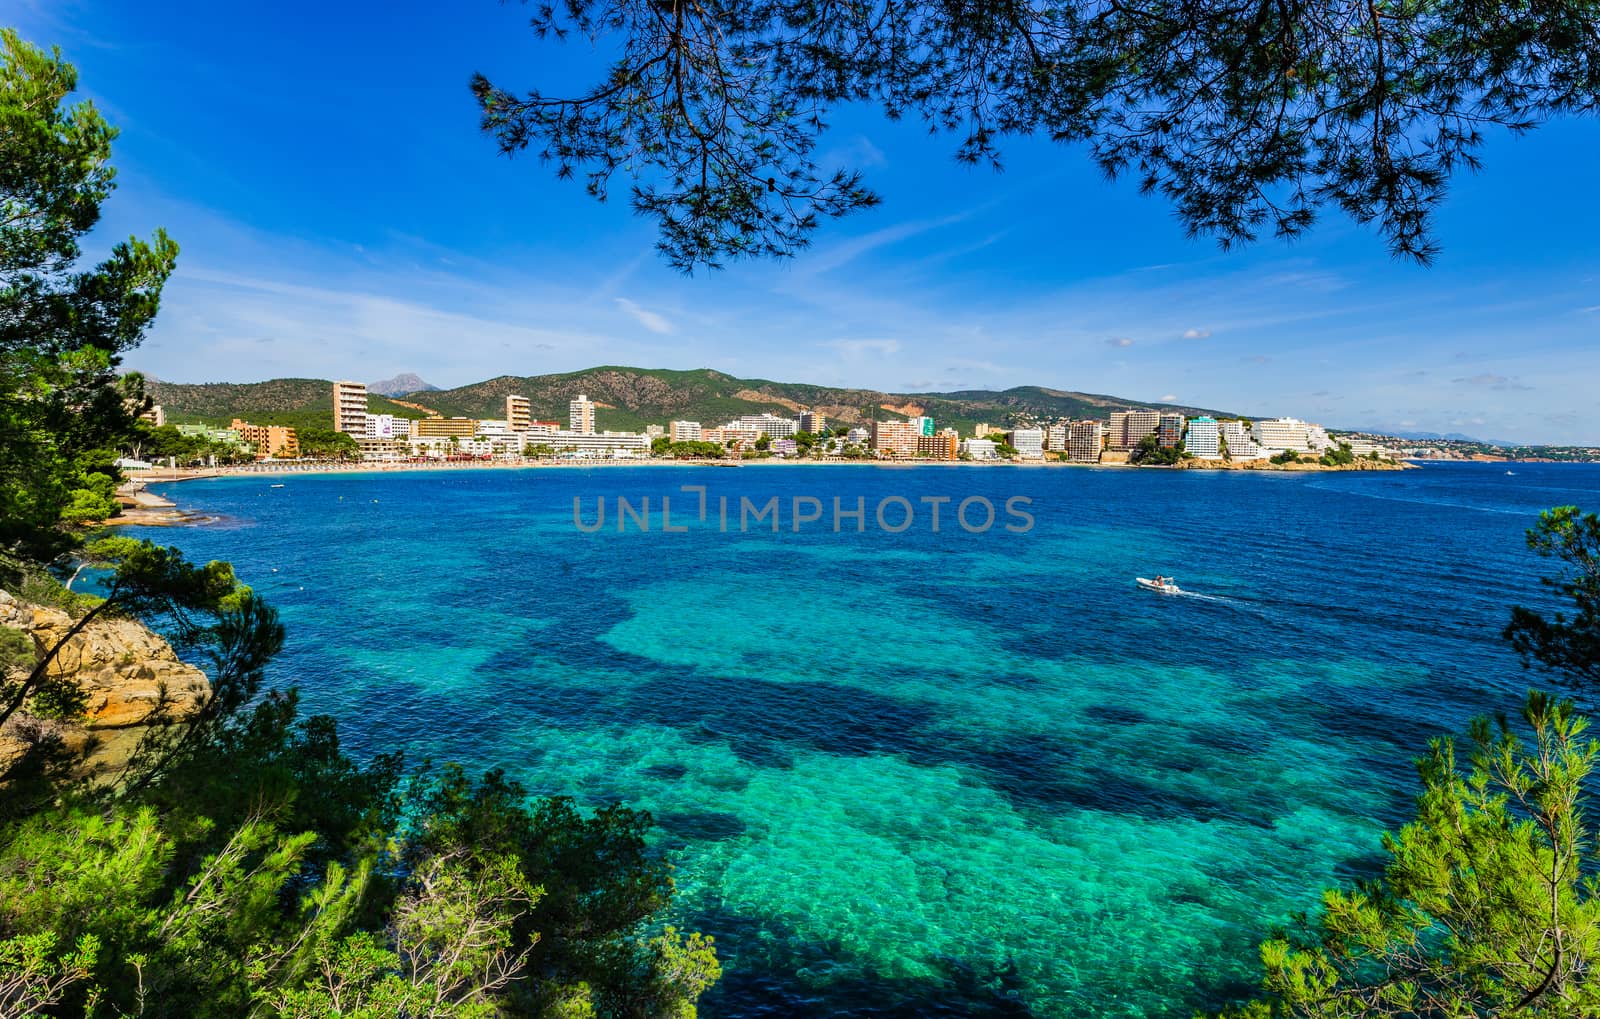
left=915, top=433, right=959, bottom=460
left=231, top=419, right=300, bottom=459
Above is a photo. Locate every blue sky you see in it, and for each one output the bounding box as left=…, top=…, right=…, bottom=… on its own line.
left=14, top=0, right=1599, bottom=443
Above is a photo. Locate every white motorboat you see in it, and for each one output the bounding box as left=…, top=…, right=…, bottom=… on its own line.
left=1136, top=577, right=1182, bottom=595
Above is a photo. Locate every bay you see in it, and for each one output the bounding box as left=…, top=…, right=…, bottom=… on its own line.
left=125, top=461, right=1600, bottom=1017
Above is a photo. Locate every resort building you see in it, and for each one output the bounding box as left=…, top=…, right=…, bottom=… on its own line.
left=915, top=432, right=959, bottom=460
left=1184, top=417, right=1222, bottom=460
left=549, top=430, right=649, bottom=458
left=332, top=381, right=368, bottom=435
left=230, top=419, right=300, bottom=459
left=797, top=410, right=827, bottom=434
left=176, top=424, right=249, bottom=450
left=1253, top=417, right=1314, bottom=454
left=412, top=417, right=477, bottom=438
left=364, top=414, right=410, bottom=440
left=906, top=416, right=935, bottom=437
left=357, top=437, right=407, bottom=461
left=961, top=438, right=998, bottom=460
left=870, top=419, right=920, bottom=458
left=1068, top=421, right=1104, bottom=462
left=139, top=404, right=165, bottom=427
left=569, top=394, right=596, bottom=435
left=972, top=423, right=994, bottom=438
left=738, top=413, right=797, bottom=439
left=1110, top=410, right=1162, bottom=450
left=1157, top=413, right=1185, bottom=448
left=505, top=395, right=531, bottom=431
left=846, top=427, right=870, bottom=445
left=1009, top=428, right=1046, bottom=459
left=1045, top=423, right=1069, bottom=452
left=1218, top=420, right=1262, bottom=460
left=669, top=420, right=703, bottom=442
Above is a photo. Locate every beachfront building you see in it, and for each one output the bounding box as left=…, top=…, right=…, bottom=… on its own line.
left=669, top=420, right=702, bottom=442
left=412, top=417, right=477, bottom=439
left=569, top=394, right=596, bottom=435
left=798, top=410, right=827, bottom=434
left=871, top=419, right=920, bottom=458
left=738, top=413, right=797, bottom=439
left=1253, top=417, right=1315, bottom=455
left=364, top=414, right=410, bottom=440
left=139, top=404, right=166, bottom=427
left=1110, top=410, right=1162, bottom=450
left=1184, top=417, right=1222, bottom=460
left=505, top=395, right=531, bottom=431
left=549, top=430, right=649, bottom=459
left=1068, top=421, right=1104, bottom=463
left=1306, top=423, right=1334, bottom=453
left=1157, top=413, right=1185, bottom=448
left=333, top=381, right=368, bottom=435
left=357, top=437, right=407, bottom=461
left=1045, top=423, right=1069, bottom=452
left=906, top=416, right=935, bottom=437
left=176, top=424, right=250, bottom=450
left=1009, top=428, right=1046, bottom=459
left=231, top=419, right=300, bottom=459
left=916, top=432, right=960, bottom=460
left=846, top=427, right=870, bottom=445
left=972, top=423, right=994, bottom=438
left=961, top=438, right=998, bottom=460
left=1218, top=420, right=1262, bottom=460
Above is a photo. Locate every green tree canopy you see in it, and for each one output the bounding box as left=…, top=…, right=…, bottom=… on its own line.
left=1505, top=506, right=1600, bottom=687
left=0, top=30, right=177, bottom=560
left=471, top=0, right=1600, bottom=270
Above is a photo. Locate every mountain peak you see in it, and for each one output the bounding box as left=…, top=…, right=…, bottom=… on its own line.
left=369, top=373, right=438, bottom=396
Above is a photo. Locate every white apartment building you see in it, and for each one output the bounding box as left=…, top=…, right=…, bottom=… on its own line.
left=1184, top=417, right=1222, bottom=460
left=961, top=438, right=998, bottom=460
left=549, top=430, right=649, bottom=458
left=1045, top=423, right=1069, bottom=452
left=1008, top=428, right=1045, bottom=459
left=569, top=394, right=596, bottom=435
left=906, top=416, right=935, bottom=437
left=1068, top=420, right=1104, bottom=462
left=332, top=381, right=368, bottom=435
left=738, top=414, right=797, bottom=439
left=1219, top=420, right=1262, bottom=460
left=846, top=427, right=870, bottom=445
left=669, top=420, right=703, bottom=442
left=1253, top=417, right=1315, bottom=454
left=364, top=413, right=410, bottom=440
left=505, top=395, right=531, bottom=431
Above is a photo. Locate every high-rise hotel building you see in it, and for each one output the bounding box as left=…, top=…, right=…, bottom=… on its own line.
left=1109, top=410, right=1162, bottom=450
left=569, top=394, right=595, bottom=435
left=1184, top=417, right=1222, bottom=459
left=332, top=381, right=368, bottom=434
left=1068, top=420, right=1104, bottom=462
left=505, top=395, right=531, bottom=432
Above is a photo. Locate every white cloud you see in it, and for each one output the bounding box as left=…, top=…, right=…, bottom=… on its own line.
left=614, top=297, right=674, bottom=335
left=825, top=338, right=903, bottom=357
left=1182, top=328, right=1212, bottom=340
left=1106, top=337, right=1135, bottom=348
left=1158, top=393, right=1178, bottom=402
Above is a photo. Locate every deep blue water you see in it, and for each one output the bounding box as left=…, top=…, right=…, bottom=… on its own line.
left=128, top=461, right=1600, bottom=1017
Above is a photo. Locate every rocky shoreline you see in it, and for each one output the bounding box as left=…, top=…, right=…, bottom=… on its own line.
left=0, top=589, right=210, bottom=782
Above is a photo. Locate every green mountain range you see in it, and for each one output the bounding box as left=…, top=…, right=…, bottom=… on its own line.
left=145, top=367, right=1238, bottom=434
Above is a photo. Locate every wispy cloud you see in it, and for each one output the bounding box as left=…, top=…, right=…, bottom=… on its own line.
left=825, top=338, right=903, bottom=357
left=1453, top=373, right=1533, bottom=391
left=1158, top=393, right=1178, bottom=402
left=615, top=297, right=674, bottom=335
left=1106, top=337, right=1135, bottom=348
left=1182, top=328, right=1212, bottom=340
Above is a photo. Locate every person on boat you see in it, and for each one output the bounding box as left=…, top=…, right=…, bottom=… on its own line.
left=1154, top=575, right=1166, bottom=586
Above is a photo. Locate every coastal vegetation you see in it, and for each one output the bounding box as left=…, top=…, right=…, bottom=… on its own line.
left=1131, top=434, right=1186, bottom=466
left=1218, top=507, right=1600, bottom=1016
left=471, top=0, right=1600, bottom=270
left=0, top=31, right=719, bottom=1018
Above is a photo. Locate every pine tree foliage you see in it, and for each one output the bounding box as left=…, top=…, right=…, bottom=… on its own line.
left=472, top=0, right=1600, bottom=269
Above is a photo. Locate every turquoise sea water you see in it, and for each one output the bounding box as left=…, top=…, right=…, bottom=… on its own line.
left=127, top=462, right=1600, bottom=1017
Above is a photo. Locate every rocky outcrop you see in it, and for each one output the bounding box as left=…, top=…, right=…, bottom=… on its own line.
left=0, top=588, right=210, bottom=781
